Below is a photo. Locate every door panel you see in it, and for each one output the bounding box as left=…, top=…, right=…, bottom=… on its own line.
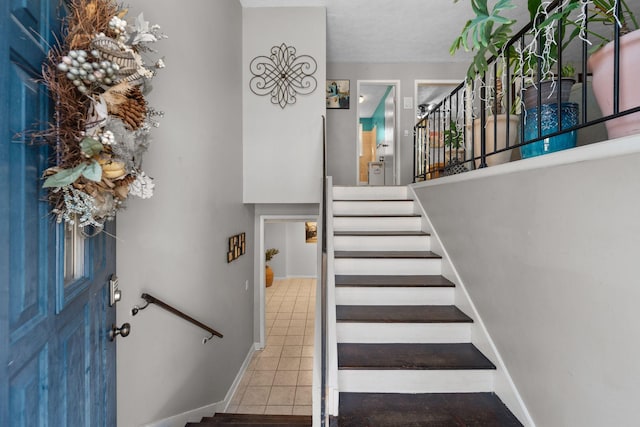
left=1, top=1, right=117, bottom=425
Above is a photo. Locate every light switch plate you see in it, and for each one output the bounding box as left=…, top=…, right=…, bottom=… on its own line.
left=403, top=97, right=413, bottom=109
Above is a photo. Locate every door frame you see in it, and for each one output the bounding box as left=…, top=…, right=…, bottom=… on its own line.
left=355, top=80, right=401, bottom=186
left=256, top=214, right=319, bottom=349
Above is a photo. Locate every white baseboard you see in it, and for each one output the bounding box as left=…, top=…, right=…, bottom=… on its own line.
left=141, top=342, right=259, bottom=427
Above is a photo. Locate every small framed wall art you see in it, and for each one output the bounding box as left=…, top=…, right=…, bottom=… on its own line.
left=326, top=80, right=350, bottom=109
left=227, top=232, right=246, bottom=263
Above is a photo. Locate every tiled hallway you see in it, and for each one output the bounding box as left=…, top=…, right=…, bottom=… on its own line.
left=227, top=278, right=316, bottom=415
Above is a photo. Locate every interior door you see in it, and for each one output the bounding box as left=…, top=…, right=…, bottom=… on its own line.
left=0, top=1, right=117, bottom=425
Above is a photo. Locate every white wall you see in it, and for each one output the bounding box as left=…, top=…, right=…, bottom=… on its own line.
left=285, top=222, right=317, bottom=277
left=243, top=7, right=326, bottom=203
left=264, top=222, right=318, bottom=278
left=116, top=2, right=255, bottom=426
left=264, top=222, right=287, bottom=276
left=411, top=137, right=640, bottom=427
left=326, top=63, right=467, bottom=186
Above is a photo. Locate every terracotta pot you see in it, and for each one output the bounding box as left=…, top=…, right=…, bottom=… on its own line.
left=265, top=265, right=274, bottom=287
left=588, top=29, right=640, bottom=139
left=470, top=114, right=520, bottom=168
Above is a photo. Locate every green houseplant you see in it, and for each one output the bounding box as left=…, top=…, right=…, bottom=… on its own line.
left=450, top=1, right=520, bottom=167
left=265, top=248, right=279, bottom=287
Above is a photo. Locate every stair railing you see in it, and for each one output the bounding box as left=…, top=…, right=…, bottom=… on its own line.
left=413, top=0, right=640, bottom=182
left=132, top=293, right=223, bottom=344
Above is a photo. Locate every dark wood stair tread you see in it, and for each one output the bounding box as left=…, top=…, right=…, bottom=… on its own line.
left=335, top=275, right=454, bottom=287
left=334, top=250, right=440, bottom=259
left=333, top=230, right=429, bottom=236
left=187, top=413, right=312, bottom=426
left=335, top=392, right=522, bottom=426
left=336, top=305, right=472, bottom=323
left=338, top=343, right=495, bottom=370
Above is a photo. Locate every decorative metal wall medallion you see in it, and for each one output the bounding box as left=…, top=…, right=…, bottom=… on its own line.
left=250, top=43, right=318, bottom=108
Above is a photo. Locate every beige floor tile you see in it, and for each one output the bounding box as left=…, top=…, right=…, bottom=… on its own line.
left=277, top=357, right=301, bottom=371
left=291, top=312, right=306, bottom=320
left=300, top=357, right=313, bottom=370
left=289, top=319, right=306, bottom=328
left=230, top=386, right=246, bottom=405
left=287, top=326, right=305, bottom=336
left=276, top=312, right=292, bottom=320
left=281, top=345, right=302, bottom=357
left=259, top=345, right=283, bottom=359
left=240, top=386, right=271, bottom=406
left=279, top=305, right=294, bottom=313
left=267, top=386, right=296, bottom=405
left=255, top=357, right=280, bottom=371
left=302, top=335, right=314, bottom=346
left=247, top=357, right=258, bottom=371
left=266, top=312, right=277, bottom=320
left=294, top=386, right=312, bottom=405
left=269, top=327, right=288, bottom=336
left=273, top=370, right=299, bottom=386
left=302, top=345, right=313, bottom=357
left=266, top=318, right=276, bottom=328
left=305, top=327, right=315, bottom=336
left=264, top=405, right=293, bottom=415
left=266, top=335, right=286, bottom=345
left=285, top=335, right=304, bottom=346
left=273, top=319, right=290, bottom=329
left=239, top=371, right=253, bottom=387
left=249, top=370, right=276, bottom=386
left=292, top=405, right=312, bottom=415
left=297, top=370, right=313, bottom=386
left=237, top=405, right=266, bottom=414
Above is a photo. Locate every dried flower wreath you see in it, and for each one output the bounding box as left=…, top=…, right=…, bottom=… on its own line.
left=36, top=0, right=166, bottom=232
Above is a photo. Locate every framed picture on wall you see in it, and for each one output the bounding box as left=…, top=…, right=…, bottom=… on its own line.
left=326, top=80, right=350, bottom=109
left=305, top=221, right=318, bottom=243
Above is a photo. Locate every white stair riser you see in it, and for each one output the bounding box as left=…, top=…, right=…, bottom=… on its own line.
left=335, top=287, right=454, bottom=305
left=334, top=258, right=441, bottom=275
left=333, top=201, right=415, bottom=215
left=334, top=235, right=430, bottom=252
left=338, top=370, right=494, bottom=393
left=337, top=323, right=471, bottom=343
left=333, top=216, right=422, bottom=232
left=334, top=186, right=408, bottom=200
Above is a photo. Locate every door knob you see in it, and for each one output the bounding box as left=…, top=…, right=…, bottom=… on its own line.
left=110, top=323, right=131, bottom=341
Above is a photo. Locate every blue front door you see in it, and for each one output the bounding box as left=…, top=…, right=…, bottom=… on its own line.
left=1, top=1, right=117, bottom=425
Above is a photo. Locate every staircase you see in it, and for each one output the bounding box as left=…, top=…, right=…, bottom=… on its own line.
left=330, top=185, right=523, bottom=426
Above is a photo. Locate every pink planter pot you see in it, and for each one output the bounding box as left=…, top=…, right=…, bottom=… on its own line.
left=588, top=29, right=640, bottom=139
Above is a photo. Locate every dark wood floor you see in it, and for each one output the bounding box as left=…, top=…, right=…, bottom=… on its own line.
left=333, top=393, right=523, bottom=426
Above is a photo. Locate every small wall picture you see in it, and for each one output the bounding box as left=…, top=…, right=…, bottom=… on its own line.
left=305, top=221, right=318, bottom=243
left=326, top=80, right=350, bottom=109
left=228, top=232, right=247, bottom=263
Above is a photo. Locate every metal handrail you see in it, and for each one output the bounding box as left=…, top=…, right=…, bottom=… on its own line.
left=320, top=114, right=328, bottom=426
left=131, top=293, right=223, bottom=344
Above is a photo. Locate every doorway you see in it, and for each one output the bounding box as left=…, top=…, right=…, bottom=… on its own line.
left=356, top=80, right=400, bottom=186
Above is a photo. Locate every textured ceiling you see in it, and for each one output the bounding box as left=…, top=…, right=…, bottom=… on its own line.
left=240, top=0, right=530, bottom=64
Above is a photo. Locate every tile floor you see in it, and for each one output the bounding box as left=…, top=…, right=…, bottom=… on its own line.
left=226, top=277, right=316, bottom=416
